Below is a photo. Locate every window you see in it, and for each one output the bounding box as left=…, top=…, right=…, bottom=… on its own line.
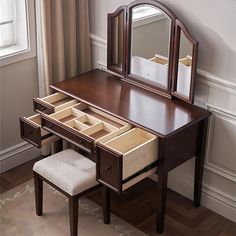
left=133, top=5, right=166, bottom=28
left=0, top=0, right=36, bottom=66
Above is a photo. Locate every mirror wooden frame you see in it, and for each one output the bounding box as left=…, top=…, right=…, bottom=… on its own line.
left=124, top=0, right=177, bottom=98
left=171, top=19, right=199, bottom=104
left=107, top=0, right=199, bottom=103
left=107, top=6, right=126, bottom=76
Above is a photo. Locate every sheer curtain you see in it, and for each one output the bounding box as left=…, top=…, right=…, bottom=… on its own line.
left=35, top=0, right=91, bottom=97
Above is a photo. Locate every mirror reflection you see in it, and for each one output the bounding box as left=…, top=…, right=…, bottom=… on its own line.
left=176, top=31, right=193, bottom=98
left=130, top=5, right=171, bottom=87
left=110, top=11, right=124, bottom=71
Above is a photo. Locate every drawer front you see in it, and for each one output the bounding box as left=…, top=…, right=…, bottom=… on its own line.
left=33, top=98, right=54, bottom=114
left=96, top=128, right=158, bottom=193
left=96, top=144, right=122, bottom=192
left=19, top=117, right=41, bottom=148
left=42, top=117, right=93, bottom=153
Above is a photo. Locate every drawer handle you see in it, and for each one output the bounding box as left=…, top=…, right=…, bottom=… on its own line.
left=79, top=140, right=84, bottom=144
left=28, top=130, right=34, bottom=135
left=48, top=124, right=55, bottom=129
left=40, top=106, right=46, bottom=111
left=105, top=166, right=112, bottom=171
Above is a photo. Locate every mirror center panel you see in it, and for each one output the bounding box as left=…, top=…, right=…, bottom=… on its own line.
left=130, top=5, right=171, bottom=88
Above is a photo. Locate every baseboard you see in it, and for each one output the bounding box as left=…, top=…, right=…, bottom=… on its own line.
left=149, top=174, right=236, bottom=222
left=0, top=142, right=41, bottom=173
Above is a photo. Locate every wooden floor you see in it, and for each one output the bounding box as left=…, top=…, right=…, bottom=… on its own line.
left=0, top=158, right=235, bottom=236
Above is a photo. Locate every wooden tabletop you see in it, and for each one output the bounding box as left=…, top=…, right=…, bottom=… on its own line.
left=51, top=69, right=211, bottom=137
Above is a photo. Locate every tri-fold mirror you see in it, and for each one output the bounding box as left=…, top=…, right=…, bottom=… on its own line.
left=107, top=0, right=199, bottom=104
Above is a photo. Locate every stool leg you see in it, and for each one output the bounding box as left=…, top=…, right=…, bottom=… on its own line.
left=103, top=186, right=111, bottom=224
left=69, top=196, right=78, bottom=236
left=34, top=172, right=43, bottom=216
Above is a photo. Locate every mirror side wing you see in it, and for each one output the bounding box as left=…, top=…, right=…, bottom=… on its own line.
left=107, top=6, right=127, bottom=76
left=171, top=19, right=199, bottom=104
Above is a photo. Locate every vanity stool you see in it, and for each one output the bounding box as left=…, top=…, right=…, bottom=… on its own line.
left=33, top=149, right=101, bottom=236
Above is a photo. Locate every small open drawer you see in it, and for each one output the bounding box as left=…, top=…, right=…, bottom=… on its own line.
left=33, top=92, right=78, bottom=114
left=19, top=114, right=60, bottom=148
left=96, top=128, right=158, bottom=193
left=41, top=103, right=132, bottom=153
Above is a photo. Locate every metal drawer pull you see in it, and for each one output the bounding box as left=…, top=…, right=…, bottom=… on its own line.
left=79, top=140, right=84, bottom=144
left=48, top=124, right=54, bottom=128
left=105, top=166, right=112, bottom=171
left=40, top=107, right=46, bottom=111
left=28, top=130, right=34, bottom=135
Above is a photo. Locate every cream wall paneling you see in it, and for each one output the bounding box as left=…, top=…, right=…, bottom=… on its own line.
left=205, top=105, right=236, bottom=182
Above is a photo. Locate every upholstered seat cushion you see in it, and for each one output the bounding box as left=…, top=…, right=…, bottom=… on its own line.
left=33, top=149, right=98, bottom=196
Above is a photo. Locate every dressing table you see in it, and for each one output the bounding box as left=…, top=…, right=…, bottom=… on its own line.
left=19, top=0, right=211, bottom=233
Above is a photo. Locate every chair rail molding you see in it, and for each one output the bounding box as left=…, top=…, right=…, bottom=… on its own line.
left=90, top=33, right=236, bottom=222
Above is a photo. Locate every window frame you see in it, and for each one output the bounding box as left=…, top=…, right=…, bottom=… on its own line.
left=0, top=0, right=36, bottom=67
left=132, top=6, right=166, bottom=28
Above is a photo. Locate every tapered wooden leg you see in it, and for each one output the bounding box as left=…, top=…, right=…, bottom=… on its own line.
left=103, top=186, right=111, bottom=224
left=194, top=118, right=208, bottom=207
left=55, top=139, right=63, bottom=153
left=34, top=172, right=43, bottom=216
left=156, top=138, right=168, bottom=233
left=156, top=164, right=168, bottom=233
left=69, top=196, right=78, bottom=236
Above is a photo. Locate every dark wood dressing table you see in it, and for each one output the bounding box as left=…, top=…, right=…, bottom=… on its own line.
left=19, top=1, right=211, bottom=233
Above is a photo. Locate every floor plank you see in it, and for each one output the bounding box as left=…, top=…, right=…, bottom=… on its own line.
left=0, top=158, right=235, bottom=235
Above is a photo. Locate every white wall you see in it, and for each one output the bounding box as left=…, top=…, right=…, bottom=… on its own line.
left=0, top=58, right=41, bottom=172
left=89, top=0, right=236, bottom=222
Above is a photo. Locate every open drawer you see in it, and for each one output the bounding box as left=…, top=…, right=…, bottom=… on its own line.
left=96, top=128, right=158, bottom=193
left=33, top=92, right=78, bottom=114
left=41, top=103, right=132, bottom=154
left=19, top=114, right=60, bottom=148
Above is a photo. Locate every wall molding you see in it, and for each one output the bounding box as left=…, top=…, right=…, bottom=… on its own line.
left=91, top=33, right=107, bottom=50
left=0, top=142, right=41, bottom=173
left=204, top=104, right=236, bottom=182
left=90, top=33, right=236, bottom=93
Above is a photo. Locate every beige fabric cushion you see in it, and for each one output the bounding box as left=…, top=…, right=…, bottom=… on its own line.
left=33, top=149, right=98, bottom=196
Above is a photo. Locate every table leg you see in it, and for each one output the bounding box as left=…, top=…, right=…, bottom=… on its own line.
left=156, top=164, right=168, bottom=233
left=156, top=138, right=168, bottom=233
left=103, top=186, right=111, bottom=224
left=55, top=139, right=63, bottom=153
left=194, top=118, right=208, bottom=207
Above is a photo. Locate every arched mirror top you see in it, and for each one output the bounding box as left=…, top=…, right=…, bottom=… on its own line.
left=125, top=0, right=177, bottom=97
left=107, top=0, right=199, bottom=104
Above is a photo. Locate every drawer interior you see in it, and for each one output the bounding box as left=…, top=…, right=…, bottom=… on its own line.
left=39, top=92, right=78, bottom=110
left=97, top=128, right=158, bottom=192
left=103, top=128, right=157, bottom=154
left=82, top=122, right=118, bottom=139
left=46, top=103, right=131, bottom=142
left=73, top=103, right=125, bottom=128
left=27, top=114, right=49, bottom=137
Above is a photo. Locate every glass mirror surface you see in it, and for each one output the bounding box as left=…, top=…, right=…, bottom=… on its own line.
left=176, top=31, right=193, bottom=98
left=110, top=12, right=124, bottom=71
left=130, top=5, right=171, bottom=88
